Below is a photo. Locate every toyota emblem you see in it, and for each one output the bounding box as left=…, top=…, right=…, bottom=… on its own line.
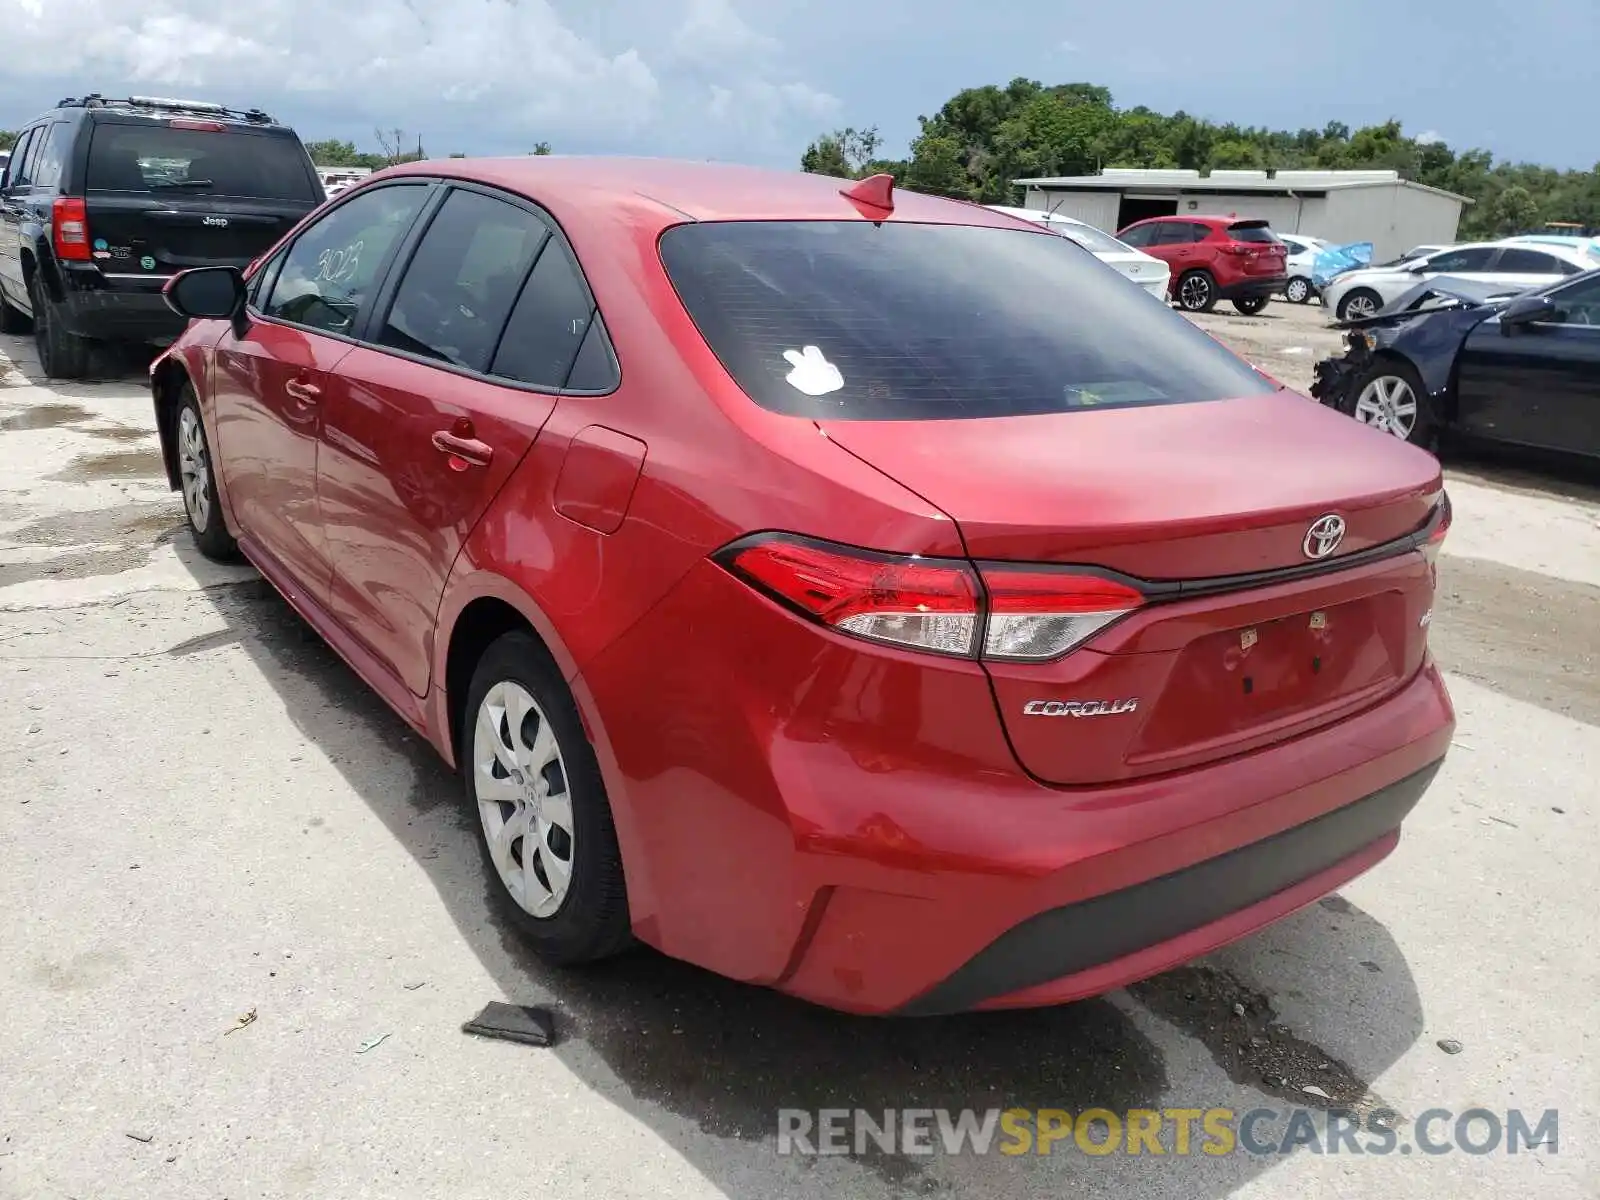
left=1303, top=514, right=1346, bottom=560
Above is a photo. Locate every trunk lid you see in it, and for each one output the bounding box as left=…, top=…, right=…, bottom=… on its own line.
left=1226, top=220, right=1289, bottom=276
left=820, top=392, right=1444, bottom=785
left=84, top=196, right=310, bottom=273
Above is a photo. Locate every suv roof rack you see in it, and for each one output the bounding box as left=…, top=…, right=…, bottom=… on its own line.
left=55, top=93, right=277, bottom=125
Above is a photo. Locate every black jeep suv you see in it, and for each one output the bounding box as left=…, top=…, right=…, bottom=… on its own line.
left=0, top=94, right=323, bottom=377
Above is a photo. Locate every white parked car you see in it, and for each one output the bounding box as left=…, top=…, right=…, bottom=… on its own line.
left=1276, top=234, right=1331, bottom=304
left=987, top=206, right=1172, bottom=301
left=1321, top=240, right=1600, bottom=321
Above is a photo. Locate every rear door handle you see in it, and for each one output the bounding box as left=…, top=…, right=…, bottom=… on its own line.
left=284, top=378, right=320, bottom=403
left=432, top=430, right=493, bottom=468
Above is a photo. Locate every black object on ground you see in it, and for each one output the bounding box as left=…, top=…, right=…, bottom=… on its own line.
left=462, top=1002, right=557, bottom=1048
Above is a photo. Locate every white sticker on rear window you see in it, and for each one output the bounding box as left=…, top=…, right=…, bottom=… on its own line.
left=782, top=345, right=844, bottom=396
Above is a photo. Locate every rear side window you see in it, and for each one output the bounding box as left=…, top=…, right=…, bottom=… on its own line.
left=1496, top=248, right=1567, bottom=274
left=489, top=238, right=602, bottom=388
left=378, top=189, right=547, bottom=373
left=659, top=221, right=1275, bottom=421
left=31, top=123, right=71, bottom=191
left=4, top=127, right=39, bottom=188
left=85, top=122, right=318, bottom=201
left=1228, top=223, right=1281, bottom=244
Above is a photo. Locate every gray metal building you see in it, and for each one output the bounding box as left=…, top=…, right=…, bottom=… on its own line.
left=1015, top=168, right=1472, bottom=261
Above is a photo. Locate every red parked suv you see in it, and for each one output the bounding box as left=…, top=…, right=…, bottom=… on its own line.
left=151, top=160, right=1453, bottom=1015
left=1118, top=215, right=1289, bottom=315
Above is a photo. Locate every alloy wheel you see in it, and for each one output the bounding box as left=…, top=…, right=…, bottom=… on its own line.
left=1342, top=293, right=1379, bottom=320
left=1354, top=375, right=1418, bottom=440
left=473, top=680, right=576, bottom=919
left=1180, top=274, right=1212, bottom=311
left=177, top=407, right=211, bottom=532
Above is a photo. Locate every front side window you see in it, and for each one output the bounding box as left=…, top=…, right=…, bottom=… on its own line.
left=1118, top=223, right=1154, bottom=247
left=377, top=189, right=548, bottom=373
left=263, top=184, right=430, bottom=336
left=1427, top=247, right=1494, bottom=273
left=1548, top=274, right=1600, bottom=325
left=660, top=220, right=1275, bottom=421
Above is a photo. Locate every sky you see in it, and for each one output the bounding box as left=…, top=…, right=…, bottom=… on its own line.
left=2, top=0, right=1596, bottom=171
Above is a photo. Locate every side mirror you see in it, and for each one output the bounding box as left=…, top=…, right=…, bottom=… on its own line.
left=1406, top=259, right=1432, bottom=273
left=1499, top=292, right=1557, bottom=334
left=163, top=266, right=246, bottom=322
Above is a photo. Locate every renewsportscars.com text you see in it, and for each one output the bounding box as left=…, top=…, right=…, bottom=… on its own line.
left=776, top=1107, right=1559, bottom=1158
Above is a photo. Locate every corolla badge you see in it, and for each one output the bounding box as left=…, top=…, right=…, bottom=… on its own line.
left=1022, top=699, right=1140, bottom=717
left=1302, top=513, right=1346, bottom=560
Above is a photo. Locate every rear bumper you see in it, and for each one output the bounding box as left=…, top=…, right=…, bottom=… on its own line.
left=1219, top=275, right=1289, bottom=300
left=577, top=559, right=1457, bottom=1015
left=54, top=263, right=186, bottom=344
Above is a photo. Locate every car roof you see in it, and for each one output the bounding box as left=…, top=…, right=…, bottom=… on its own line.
left=377, top=157, right=1031, bottom=228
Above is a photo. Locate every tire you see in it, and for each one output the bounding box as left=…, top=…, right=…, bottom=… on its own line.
left=1348, top=358, right=1437, bottom=449
left=29, top=274, right=91, bottom=380
left=1232, top=296, right=1270, bottom=316
left=1175, top=269, right=1217, bottom=313
left=1336, top=288, right=1383, bottom=323
left=463, top=631, right=631, bottom=965
left=175, top=384, right=239, bottom=560
left=0, top=288, right=29, bottom=334
left=1284, top=276, right=1312, bottom=304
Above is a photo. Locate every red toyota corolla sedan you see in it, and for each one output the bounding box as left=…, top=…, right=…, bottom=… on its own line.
left=150, top=158, right=1454, bottom=1015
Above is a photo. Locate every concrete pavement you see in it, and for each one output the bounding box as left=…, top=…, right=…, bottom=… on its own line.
left=1, top=319, right=1595, bottom=1199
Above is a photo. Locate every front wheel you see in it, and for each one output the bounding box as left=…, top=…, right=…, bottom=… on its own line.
left=464, top=631, right=632, bottom=965
left=1350, top=360, right=1436, bottom=448
left=1176, top=270, right=1217, bottom=313
left=1233, top=296, right=1270, bottom=316
left=176, top=385, right=239, bottom=560
left=1284, top=277, right=1312, bottom=304
left=1336, top=288, right=1383, bottom=323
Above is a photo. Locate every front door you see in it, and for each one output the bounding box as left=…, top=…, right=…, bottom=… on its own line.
left=210, top=180, right=434, bottom=595
left=1455, top=274, right=1600, bottom=457
left=318, top=185, right=602, bottom=696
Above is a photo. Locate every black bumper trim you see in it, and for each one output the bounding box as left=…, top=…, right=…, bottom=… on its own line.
left=896, top=759, right=1443, bottom=1016
left=1219, top=277, right=1289, bottom=300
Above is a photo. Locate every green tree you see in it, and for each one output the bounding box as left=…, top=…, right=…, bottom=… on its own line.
left=530, top=142, right=552, bottom=155
left=0, top=129, right=16, bottom=152
left=799, top=126, right=882, bottom=178
left=1491, top=184, right=1540, bottom=234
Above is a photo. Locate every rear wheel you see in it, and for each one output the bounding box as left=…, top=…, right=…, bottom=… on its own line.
left=1176, top=269, right=1217, bottom=313
left=29, top=275, right=91, bottom=380
left=1350, top=359, right=1436, bottom=448
left=0, top=288, right=30, bottom=334
left=1284, top=276, right=1312, bottom=304
left=1232, top=296, right=1270, bottom=316
left=175, top=384, right=239, bottom=560
left=464, top=631, right=631, bottom=965
left=1336, top=288, right=1383, bottom=322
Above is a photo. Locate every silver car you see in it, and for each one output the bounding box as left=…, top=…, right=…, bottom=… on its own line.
left=1322, top=240, right=1600, bottom=322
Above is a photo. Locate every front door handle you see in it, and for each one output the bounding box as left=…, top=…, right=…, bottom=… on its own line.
left=432, top=429, right=493, bottom=468
left=284, top=378, right=320, bottom=403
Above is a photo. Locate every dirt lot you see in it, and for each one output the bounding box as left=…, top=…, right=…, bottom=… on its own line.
left=1, top=310, right=1597, bottom=1200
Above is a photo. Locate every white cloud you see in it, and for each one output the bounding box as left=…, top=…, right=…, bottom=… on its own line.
left=0, top=0, right=839, bottom=163
left=1415, top=130, right=1445, bottom=145
left=1, top=3, right=663, bottom=136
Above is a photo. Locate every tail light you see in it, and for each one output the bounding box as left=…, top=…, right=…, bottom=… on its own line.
left=1419, top=492, right=1452, bottom=573
left=717, top=535, right=1144, bottom=661
left=52, top=197, right=92, bottom=262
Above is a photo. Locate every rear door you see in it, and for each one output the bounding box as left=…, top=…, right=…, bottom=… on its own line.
left=1489, top=246, right=1582, bottom=292
left=79, top=118, right=320, bottom=281
left=318, top=184, right=602, bottom=696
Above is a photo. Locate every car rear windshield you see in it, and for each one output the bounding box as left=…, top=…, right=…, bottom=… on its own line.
left=1227, top=222, right=1282, bottom=244
left=658, top=221, right=1274, bottom=421
left=86, top=122, right=317, bottom=201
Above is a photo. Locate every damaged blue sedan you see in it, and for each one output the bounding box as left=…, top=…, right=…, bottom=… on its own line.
left=1311, top=269, right=1600, bottom=459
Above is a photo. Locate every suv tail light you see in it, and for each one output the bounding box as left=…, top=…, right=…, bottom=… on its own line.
left=52, top=197, right=92, bottom=262
left=717, top=535, right=1144, bottom=661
